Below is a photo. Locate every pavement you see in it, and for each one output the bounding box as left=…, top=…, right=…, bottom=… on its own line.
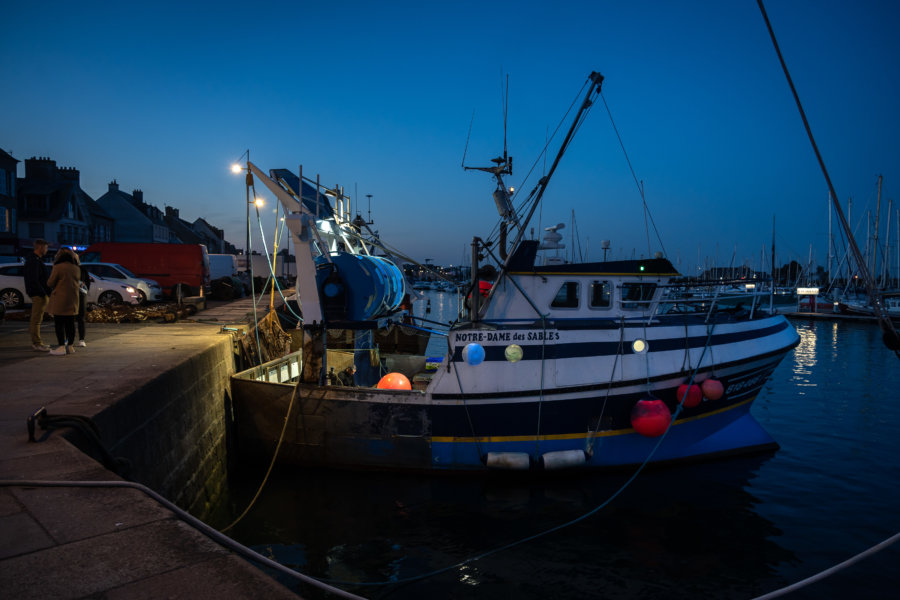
left=0, top=297, right=307, bottom=599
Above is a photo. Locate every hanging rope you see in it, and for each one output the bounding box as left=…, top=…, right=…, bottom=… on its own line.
left=599, top=91, right=668, bottom=259
left=220, top=379, right=299, bottom=534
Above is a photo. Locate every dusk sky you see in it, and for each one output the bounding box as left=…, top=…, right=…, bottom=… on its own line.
left=3, top=1, right=899, bottom=276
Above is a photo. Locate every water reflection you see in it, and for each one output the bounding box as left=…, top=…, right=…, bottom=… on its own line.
left=223, top=456, right=795, bottom=599
left=790, top=322, right=818, bottom=392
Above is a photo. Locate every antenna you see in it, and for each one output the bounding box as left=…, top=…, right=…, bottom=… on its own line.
left=502, top=73, right=509, bottom=163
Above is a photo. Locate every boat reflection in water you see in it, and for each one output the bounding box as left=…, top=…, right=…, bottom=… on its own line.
left=224, top=455, right=795, bottom=599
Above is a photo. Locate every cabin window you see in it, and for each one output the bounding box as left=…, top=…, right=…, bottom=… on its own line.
left=589, top=280, right=611, bottom=309
left=550, top=281, right=580, bottom=308
left=621, top=282, right=657, bottom=310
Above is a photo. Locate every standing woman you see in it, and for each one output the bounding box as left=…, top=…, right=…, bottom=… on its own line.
left=47, top=247, right=81, bottom=356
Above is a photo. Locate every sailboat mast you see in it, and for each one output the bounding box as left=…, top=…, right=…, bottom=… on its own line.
left=874, top=174, right=882, bottom=285
left=884, top=197, right=892, bottom=286
left=827, top=191, right=833, bottom=286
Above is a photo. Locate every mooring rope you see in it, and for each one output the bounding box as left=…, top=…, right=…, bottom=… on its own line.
left=219, top=378, right=300, bottom=534
left=315, top=319, right=719, bottom=591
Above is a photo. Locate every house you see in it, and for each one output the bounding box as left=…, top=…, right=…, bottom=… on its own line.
left=192, top=217, right=237, bottom=254
left=95, top=182, right=170, bottom=243
left=0, top=149, right=18, bottom=255
left=163, top=206, right=202, bottom=245
left=15, top=156, right=114, bottom=252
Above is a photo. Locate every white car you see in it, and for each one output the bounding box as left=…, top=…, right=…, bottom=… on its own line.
left=0, top=263, right=141, bottom=308
left=80, top=262, right=163, bottom=303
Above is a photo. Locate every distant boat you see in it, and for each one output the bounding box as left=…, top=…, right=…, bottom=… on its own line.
left=231, top=71, right=800, bottom=473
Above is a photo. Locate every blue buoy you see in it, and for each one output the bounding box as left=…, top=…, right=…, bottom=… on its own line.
left=463, top=342, right=485, bottom=366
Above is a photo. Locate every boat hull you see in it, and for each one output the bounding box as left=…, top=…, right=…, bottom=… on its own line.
left=231, top=325, right=793, bottom=472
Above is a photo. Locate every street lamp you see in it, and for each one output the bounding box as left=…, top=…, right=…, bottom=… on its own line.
left=231, top=151, right=255, bottom=286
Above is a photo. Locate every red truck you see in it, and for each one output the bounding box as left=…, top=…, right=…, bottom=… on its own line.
left=83, top=242, right=210, bottom=298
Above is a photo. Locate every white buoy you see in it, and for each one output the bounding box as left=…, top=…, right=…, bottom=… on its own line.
left=541, top=449, right=587, bottom=469
left=485, top=452, right=531, bottom=470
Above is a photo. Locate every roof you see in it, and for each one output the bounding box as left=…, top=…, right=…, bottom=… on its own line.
left=0, top=149, right=19, bottom=165
left=506, top=240, right=680, bottom=277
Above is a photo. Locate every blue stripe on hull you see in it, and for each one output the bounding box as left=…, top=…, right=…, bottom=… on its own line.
left=430, top=401, right=775, bottom=470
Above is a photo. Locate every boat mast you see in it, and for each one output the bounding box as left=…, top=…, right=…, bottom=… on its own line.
left=504, top=71, right=605, bottom=266
left=874, top=175, right=882, bottom=288
left=827, top=191, right=833, bottom=287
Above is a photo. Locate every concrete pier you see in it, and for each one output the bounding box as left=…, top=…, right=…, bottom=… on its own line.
left=0, top=299, right=303, bottom=599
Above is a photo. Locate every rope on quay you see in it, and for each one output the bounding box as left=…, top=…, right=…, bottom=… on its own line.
left=750, top=529, right=900, bottom=600
left=0, top=479, right=367, bottom=600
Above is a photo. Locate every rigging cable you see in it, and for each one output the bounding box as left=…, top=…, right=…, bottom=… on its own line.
left=757, top=0, right=900, bottom=357
left=598, top=91, right=668, bottom=259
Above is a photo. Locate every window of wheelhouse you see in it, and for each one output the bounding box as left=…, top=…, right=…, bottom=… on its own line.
left=621, top=282, right=657, bottom=310
left=550, top=281, right=580, bottom=308
left=589, top=280, right=611, bottom=309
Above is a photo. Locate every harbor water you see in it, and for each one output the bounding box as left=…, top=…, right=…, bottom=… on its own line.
left=220, top=292, right=900, bottom=599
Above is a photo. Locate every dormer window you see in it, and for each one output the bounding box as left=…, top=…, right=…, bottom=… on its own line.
left=551, top=281, right=580, bottom=308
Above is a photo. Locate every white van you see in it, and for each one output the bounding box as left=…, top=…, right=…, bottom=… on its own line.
left=208, top=254, right=239, bottom=280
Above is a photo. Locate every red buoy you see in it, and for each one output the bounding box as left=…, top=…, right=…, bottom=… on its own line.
left=676, top=383, right=703, bottom=408
left=377, top=372, right=412, bottom=390
left=630, top=399, right=671, bottom=437
left=701, top=378, right=724, bottom=401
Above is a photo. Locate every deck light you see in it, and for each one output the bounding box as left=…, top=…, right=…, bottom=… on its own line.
left=632, top=339, right=648, bottom=353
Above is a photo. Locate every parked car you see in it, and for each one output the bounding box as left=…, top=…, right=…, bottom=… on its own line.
left=80, top=262, right=163, bottom=304
left=82, top=242, right=210, bottom=298
left=0, top=263, right=141, bottom=308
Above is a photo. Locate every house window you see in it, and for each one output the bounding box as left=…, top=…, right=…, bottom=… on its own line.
left=621, top=283, right=658, bottom=310
left=550, top=281, right=580, bottom=309
left=589, top=280, right=611, bottom=309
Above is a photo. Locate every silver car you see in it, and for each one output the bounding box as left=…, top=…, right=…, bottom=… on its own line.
left=0, top=263, right=141, bottom=308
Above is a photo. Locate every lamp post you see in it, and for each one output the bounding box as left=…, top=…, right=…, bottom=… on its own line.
left=232, top=152, right=263, bottom=295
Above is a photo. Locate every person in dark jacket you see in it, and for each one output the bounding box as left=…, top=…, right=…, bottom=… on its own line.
left=75, top=257, right=91, bottom=347
left=24, top=239, right=51, bottom=351
left=337, top=365, right=356, bottom=386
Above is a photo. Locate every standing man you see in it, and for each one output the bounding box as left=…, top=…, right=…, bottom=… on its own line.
left=24, top=239, right=51, bottom=351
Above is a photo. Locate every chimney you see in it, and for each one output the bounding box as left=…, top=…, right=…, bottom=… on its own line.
left=109, top=180, right=119, bottom=192
left=165, top=205, right=180, bottom=218
left=59, top=166, right=80, bottom=184
left=25, top=156, right=57, bottom=179
left=133, top=189, right=143, bottom=204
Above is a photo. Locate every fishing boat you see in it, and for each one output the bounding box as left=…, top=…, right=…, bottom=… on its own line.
left=231, top=71, right=800, bottom=472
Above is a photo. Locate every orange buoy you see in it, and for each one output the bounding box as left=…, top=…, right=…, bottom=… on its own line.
left=377, top=372, right=412, bottom=390
left=630, top=398, right=671, bottom=437
left=701, top=378, right=724, bottom=401
left=676, top=383, right=703, bottom=408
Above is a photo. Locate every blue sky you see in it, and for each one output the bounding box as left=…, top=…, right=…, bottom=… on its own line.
left=3, top=0, right=899, bottom=275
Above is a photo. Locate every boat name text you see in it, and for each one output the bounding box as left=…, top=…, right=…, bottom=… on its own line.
left=454, top=330, right=561, bottom=343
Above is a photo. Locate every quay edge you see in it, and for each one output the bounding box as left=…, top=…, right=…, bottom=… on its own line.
left=0, top=301, right=304, bottom=600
